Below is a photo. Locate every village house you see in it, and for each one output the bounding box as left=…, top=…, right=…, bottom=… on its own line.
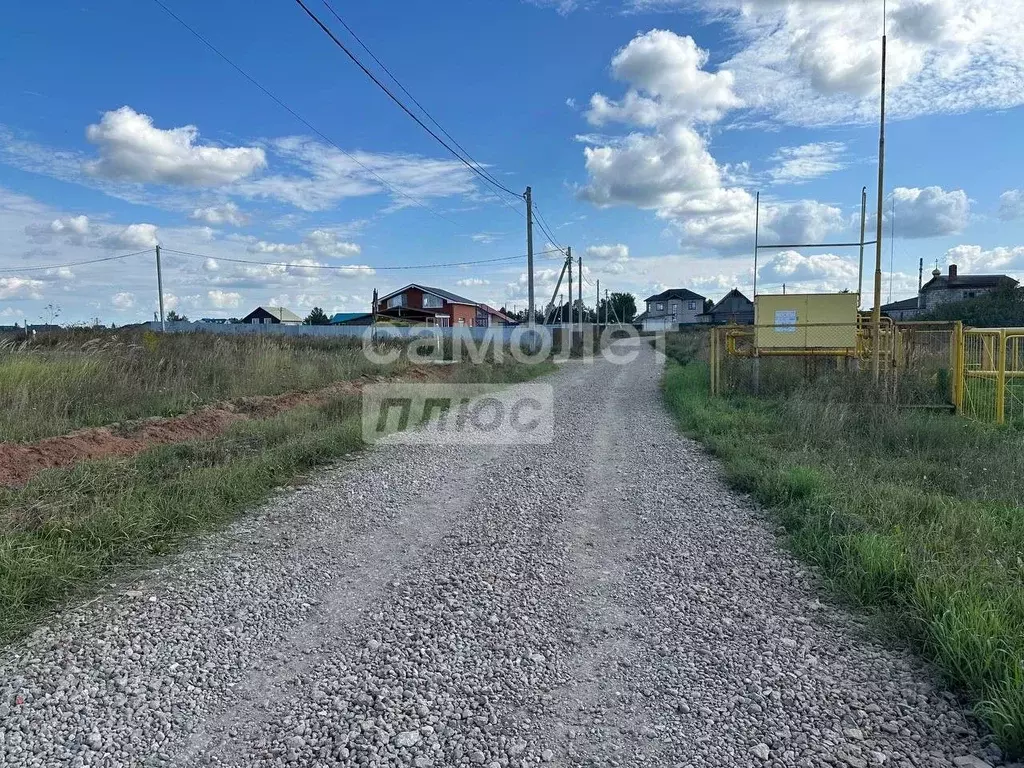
left=880, top=264, right=1019, bottom=320
left=373, top=284, right=515, bottom=327
left=241, top=306, right=303, bottom=326
left=637, top=288, right=707, bottom=331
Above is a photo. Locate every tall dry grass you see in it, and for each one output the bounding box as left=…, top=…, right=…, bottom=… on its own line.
left=0, top=330, right=406, bottom=442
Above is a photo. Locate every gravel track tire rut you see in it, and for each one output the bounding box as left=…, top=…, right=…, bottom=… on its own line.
left=0, top=339, right=1005, bottom=768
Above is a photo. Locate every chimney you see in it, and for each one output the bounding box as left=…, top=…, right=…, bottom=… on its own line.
left=949, top=264, right=958, bottom=279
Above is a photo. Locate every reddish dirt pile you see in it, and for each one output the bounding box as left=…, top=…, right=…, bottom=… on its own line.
left=0, top=380, right=367, bottom=488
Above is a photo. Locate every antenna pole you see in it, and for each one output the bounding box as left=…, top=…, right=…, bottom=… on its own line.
left=858, top=187, right=867, bottom=308
left=753, top=191, right=760, bottom=297
left=871, top=34, right=887, bottom=383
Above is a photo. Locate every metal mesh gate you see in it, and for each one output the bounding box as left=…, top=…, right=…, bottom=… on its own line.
left=959, top=328, right=1024, bottom=425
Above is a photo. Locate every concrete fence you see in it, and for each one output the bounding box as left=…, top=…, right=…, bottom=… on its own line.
left=145, top=320, right=601, bottom=347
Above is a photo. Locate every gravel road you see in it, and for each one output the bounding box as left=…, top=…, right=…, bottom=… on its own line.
left=0, top=339, right=1008, bottom=767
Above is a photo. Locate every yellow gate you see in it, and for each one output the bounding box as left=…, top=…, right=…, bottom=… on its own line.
left=958, top=327, right=1024, bottom=425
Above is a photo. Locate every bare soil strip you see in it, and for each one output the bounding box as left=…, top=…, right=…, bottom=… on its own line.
left=0, top=380, right=371, bottom=487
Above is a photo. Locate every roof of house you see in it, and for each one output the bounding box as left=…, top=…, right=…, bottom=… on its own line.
left=645, top=288, right=706, bottom=303
left=921, top=274, right=1018, bottom=292
left=880, top=297, right=920, bottom=312
left=330, top=312, right=372, bottom=324
left=378, top=283, right=477, bottom=306
left=708, top=288, right=752, bottom=313
left=479, top=304, right=515, bottom=323
left=634, top=310, right=649, bottom=323
left=249, top=306, right=302, bottom=323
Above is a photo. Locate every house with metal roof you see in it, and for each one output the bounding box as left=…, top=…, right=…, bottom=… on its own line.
left=880, top=264, right=1019, bottom=320
left=329, top=312, right=374, bottom=326
left=640, top=288, right=707, bottom=331
left=375, top=284, right=516, bottom=327
left=698, top=288, right=754, bottom=325
left=241, top=306, right=303, bottom=326
left=919, top=265, right=1018, bottom=311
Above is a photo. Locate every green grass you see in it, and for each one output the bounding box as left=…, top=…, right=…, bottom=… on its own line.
left=662, top=360, right=1024, bottom=756
left=0, top=330, right=407, bottom=442
left=0, top=349, right=553, bottom=643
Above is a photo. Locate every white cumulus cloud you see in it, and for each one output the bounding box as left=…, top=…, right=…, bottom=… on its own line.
left=102, top=223, right=160, bottom=250
left=0, top=277, right=45, bottom=300
left=887, top=186, right=969, bottom=238
left=111, top=291, right=135, bottom=310
left=586, top=30, right=741, bottom=126
left=207, top=290, right=242, bottom=309
left=944, top=244, right=1024, bottom=275
left=700, top=0, right=1024, bottom=125
left=758, top=250, right=858, bottom=291
left=998, top=190, right=1024, bottom=221
left=85, top=106, right=266, bottom=186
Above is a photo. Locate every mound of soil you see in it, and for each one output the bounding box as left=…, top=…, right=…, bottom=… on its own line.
left=0, top=380, right=367, bottom=488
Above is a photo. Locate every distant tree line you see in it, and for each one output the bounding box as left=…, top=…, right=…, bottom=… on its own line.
left=498, top=292, right=638, bottom=324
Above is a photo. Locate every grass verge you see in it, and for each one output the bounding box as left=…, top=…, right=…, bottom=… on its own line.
left=0, top=355, right=553, bottom=643
left=662, top=359, right=1024, bottom=757
left=0, top=331, right=406, bottom=442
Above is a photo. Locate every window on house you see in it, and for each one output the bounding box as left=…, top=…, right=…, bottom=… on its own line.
left=251, top=317, right=259, bottom=325
left=656, top=302, right=664, bottom=310
left=423, top=294, right=442, bottom=309
left=688, top=301, right=696, bottom=310
left=389, top=293, right=406, bottom=309
left=967, top=292, right=976, bottom=298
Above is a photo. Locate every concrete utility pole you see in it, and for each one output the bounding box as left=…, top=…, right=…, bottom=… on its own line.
left=567, top=252, right=573, bottom=327
left=605, top=288, right=618, bottom=325
left=858, top=186, right=867, bottom=308
left=155, top=245, right=166, bottom=332
left=577, top=250, right=582, bottom=329
left=871, top=33, right=887, bottom=383
left=596, top=279, right=600, bottom=327
left=525, top=186, right=535, bottom=325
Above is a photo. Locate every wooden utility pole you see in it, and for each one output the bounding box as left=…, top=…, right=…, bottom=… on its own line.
left=155, top=245, right=166, bottom=332
left=525, top=186, right=535, bottom=325
left=871, top=34, right=887, bottom=383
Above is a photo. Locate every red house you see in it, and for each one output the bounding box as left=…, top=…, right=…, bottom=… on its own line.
left=375, top=284, right=515, bottom=327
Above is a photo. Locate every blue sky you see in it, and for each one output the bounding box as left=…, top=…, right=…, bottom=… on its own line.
left=2, top=0, right=1023, bottom=324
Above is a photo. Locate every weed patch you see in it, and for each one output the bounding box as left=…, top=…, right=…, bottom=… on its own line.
left=662, top=359, right=1024, bottom=757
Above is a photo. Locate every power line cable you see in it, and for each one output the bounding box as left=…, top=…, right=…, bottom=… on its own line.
left=292, top=0, right=523, bottom=205
left=319, top=0, right=512, bottom=195
left=531, top=203, right=566, bottom=254
left=149, top=0, right=465, bottom=229
left=161, top=247, right=562, bottom=271
left=0, top=249, right=153, bottom=273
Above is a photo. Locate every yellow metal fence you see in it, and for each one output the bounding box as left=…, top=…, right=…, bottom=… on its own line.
left=958, top=327, right=1024, bottom=425
left=708, top=320, right=1024, bottom=426
left=709, top=320, right=964, bottom=408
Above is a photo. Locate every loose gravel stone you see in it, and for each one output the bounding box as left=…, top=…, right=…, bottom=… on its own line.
left=0, top=339, right=1003, bottom=767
